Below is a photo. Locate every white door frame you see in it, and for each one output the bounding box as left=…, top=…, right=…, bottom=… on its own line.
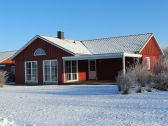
left=88, top=60, right=97, bottom=80
left=43, top=59, right=58, bottom=83
left=63, top=60, right=78, bottom=82
left=25, top=61, right=38, bottom=83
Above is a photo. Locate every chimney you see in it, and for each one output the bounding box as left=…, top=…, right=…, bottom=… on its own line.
left=57, top=31, right=64, bottom=39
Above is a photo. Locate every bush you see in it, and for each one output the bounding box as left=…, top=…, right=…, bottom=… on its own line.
left=116, top=47, right=168, bottom=94
left=0, top=71, right=7, bottom=88
left=116, top=71, right=135, bottom=94
left=116, top=67, right=135, bottom=94
left=116, top=64, right=153, bottom=94
left=131, top=64, right=153, bottom=91
left=153, top=72, right=168, bottom=91
left=153, top=47, right=168, bottom=91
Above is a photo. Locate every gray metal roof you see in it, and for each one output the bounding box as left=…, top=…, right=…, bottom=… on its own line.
left=0, top=51, right=17, bottom=62
left=82, top=33, right=153, bottom=54
left=11, top=33, right=155, bottom=60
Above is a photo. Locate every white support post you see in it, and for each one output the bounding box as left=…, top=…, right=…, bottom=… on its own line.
left=122, top=55, right=126, bottom=75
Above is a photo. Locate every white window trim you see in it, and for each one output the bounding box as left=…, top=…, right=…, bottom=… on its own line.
left=34, top=48, right=46, bottom=56
left=63, top=60, right=78, bottom=82
left=145, top=57, right=151, bottom=71
left=25, top=61, right=38, bottom=83
left=43, top=60, right=58, bottom=83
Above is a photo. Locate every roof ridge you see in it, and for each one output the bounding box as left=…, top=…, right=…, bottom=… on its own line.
left=82, top=33, right=153, bottom=42
left=39, top=35, right=79, bottom=41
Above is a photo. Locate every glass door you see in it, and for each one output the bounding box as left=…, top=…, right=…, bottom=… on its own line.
left=43, top=60, right=58, bottom=83
left=65, top=61, right=78, bottom=82
left=25, top=61, right=38, bottom=83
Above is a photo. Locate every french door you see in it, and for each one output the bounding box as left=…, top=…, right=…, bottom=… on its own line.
left=64, top=61, right=78, bottom=82
left=25, top=61, right=38, bottom=83
left=43, top=60, right=58, bottom=83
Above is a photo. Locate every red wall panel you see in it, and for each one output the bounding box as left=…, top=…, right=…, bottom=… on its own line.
left=78, top=60, right=88, bottom=81
left=96, top=59, right=122, bottom=81
left=14, top=38, right=72, bottom=84
left=140, top=36, right=163, bottom=72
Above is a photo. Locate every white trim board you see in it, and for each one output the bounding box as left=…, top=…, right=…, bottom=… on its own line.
left=62, top=52, right=142, bottom=61
left=25, top=61, right=38, bottom=83
left=63, top=60, right=78, bottom=82
left=43, top=59, right=58, bottom=83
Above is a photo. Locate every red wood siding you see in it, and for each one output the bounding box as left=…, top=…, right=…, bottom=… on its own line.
left=140, top=36, right=163, bottom=72
left=78, top=60, right=88, bottom=81
left=96, top=59, right=122, bottom=81
left=14, top=38, right=73, bottom=84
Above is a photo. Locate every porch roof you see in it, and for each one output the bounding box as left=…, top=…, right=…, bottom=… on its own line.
left=62, top=52, right=142, bottom=61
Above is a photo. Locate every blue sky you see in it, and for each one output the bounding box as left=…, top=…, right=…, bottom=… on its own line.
left=0, top=0, right=168, bottom=51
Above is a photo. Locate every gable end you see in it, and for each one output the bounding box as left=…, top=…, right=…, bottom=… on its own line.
left=12, top=35, right=75, bottom=60
left=140, top=36, right=163, bottom=56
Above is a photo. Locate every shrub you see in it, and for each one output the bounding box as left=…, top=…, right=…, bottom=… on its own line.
left=153, top=72, right=168, bottom=91
left=136, top=88, right=142, bottom=93
left=117, top=47, right=168, bottom=93
left=116, top=68, right=136, bottom=94
left=153, top=47, right=168, bottom=91
left=0, top=71, right=7, bottom=88
left=116, top=64, right=153, bottom=94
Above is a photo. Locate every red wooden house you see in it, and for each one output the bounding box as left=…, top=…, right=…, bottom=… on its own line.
left=12, top=31, right=163, bottom=85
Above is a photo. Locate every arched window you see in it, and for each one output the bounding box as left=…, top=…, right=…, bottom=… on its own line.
left=34, top=48, right=46, bottom=56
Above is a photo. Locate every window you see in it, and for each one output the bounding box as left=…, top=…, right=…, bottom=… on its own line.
left=34, top=48, right=46, bottom=56
left=89, top=60, right=96, bottom=71
left=25, top=61, right=38, bottom=82
left=11, top=66, right=16, bottom=74
left=43, top=60, right=58, bottom=82
left=145, top=57, right=150, bottom=71
left=65, top=61, right=78, bottom=81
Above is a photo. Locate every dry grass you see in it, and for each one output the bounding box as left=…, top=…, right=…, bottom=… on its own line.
left=0, top=71, right=7, bottom=88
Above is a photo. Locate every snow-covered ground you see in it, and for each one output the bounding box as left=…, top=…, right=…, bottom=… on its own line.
left=0, top=85, right=168, bottom=126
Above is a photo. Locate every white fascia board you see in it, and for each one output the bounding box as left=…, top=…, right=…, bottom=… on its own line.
left=62, top=53, right=123, bottom=61
left=63, top=52, right=142, bottom=61
left=124, top=52, right=142, bottom=58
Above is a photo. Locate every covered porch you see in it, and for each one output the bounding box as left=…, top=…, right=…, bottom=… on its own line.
left=62, top=52, right=142, bottom=84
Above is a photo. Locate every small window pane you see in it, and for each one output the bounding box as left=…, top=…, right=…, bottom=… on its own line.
left=146, top=57, right=150, bottom=71
left=34, top=48, right=46, bottom=56
left=90, top=60, right=96, bottom=71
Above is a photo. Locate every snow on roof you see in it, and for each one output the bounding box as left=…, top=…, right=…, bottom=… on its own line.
left=82, top=33, right=153, bottom=54
left=0, top=51, right=17, bottom=62
left=39, top=36, right=91, bottom=55
left=12, top=33, right=155, bottom=59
